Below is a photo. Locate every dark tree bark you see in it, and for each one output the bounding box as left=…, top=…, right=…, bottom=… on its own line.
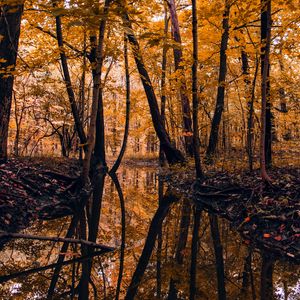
left=118, top=2, right=185, bottom=165
left=79, top=2, right=111, bottom=298
left=110, top=35, right=130, bottom=174
left=206, top=0, right=231, bottom=163
left=260, top=0, right=272, bottom=182
left=265, top=71, right=273, bottom=168
left=167, top=0, right=193, bottom=156
left=81, top=0, right=111, bottom=183
left=247, top=57, right=259, bottom=172
left=0, top=2, right=24, bottom=162
left=55, top=10, right=87, bottom=152
left=192, top=0, right=203, bottom=179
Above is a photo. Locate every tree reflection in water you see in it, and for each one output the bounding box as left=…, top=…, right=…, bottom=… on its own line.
left=0, top=166, right=299, bottom=299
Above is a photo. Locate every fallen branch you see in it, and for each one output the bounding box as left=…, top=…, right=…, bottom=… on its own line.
left=42, top=170, right=78, bottom=182
left=0, top=232, right=114, bottom=251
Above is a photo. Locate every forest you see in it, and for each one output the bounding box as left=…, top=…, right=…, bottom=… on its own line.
left=0, top=0, right=299, bottom=299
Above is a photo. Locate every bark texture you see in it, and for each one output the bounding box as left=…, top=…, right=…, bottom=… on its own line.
left=167, top=0, right=193, bottom=156
left=0, top=2, right=24, bottom=161
left=206, top=1, right=230, bottom=163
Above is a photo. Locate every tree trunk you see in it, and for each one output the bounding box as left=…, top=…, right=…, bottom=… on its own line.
left=260, top=0, right=272, bottom=182
left=192, top=0, right=203, bottom=179
left=81, top=0, right=110, bottom=183
left=0, top=2, right=24, bottom=162
left=119, top=2, right=185, bottom=165
left=247, top=57, right=259, bottom=172
left=55, top=10, right=87, bottom=152
left=159, top=4, right=168, bottom=166
left=110, top=35, right=130, bottom=174
left=206, top=0, right=230, bottom=163
left=167, top=0, right=193, bottom=156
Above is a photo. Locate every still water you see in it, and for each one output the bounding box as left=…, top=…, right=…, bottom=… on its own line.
left=0, top=166, right=299, bottom=299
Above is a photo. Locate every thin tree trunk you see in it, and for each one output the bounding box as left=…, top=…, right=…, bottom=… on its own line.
left=81, top=0, right=110, bottom=182
left=260, top=0, right=272, bottom=182
left=206, top=0, right=231, bottom=163
left=0, top=2, right=24, bottom=162
left=79, top=29, right=87, bottom=161
left=192, top=0, right=203, bottom=179
left=167, top=0, right=193, bottom=156
left=118, top=1, right=185, bottom=165
left=79, top=2, right=111, bottom=298
left=247, top=57, right=259, bottom=172
left=159, top=4, right=169, bottom=165
left=54, top=10, right=87, bottom=152
left=110, top=35, right=130, bottom=174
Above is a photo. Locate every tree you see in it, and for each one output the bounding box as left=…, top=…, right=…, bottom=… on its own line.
left=260, top=0, right=272, bottom=182
left=192, top=0, right=203, bottom=179
left=167, top=0, right=193, bottom=156
left=54, top=4, right=87, bottom=154
left=118, top=1, right=185, bottom=165
left=0, top=1, right=24, bottom=162
left=205, top=0, right=231, bottom=163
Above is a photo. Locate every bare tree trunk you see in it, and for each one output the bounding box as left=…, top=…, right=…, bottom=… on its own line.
left=110, top=35, right=130, bottom=174
left=0, top=2, right=24, bottom=162
left=192, top=0, right=203, bottom=179
left=206, top=0, right=230, bottom=163
left=247, top=57, right=259, bottom=172
left=167, top=0, right=193, bottom=156
left=118, top=1, right=185, bottom=165
left=159, top=4, right=169, bottom=165
left=79, top=28, right=87, bottom=161
left=260, top=0, right=272, bottom=182
left=54, top=9, right=87, bottom=152
left=79, top=1, right=111, bottom=298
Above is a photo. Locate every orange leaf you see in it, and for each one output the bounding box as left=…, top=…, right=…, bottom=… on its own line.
left=263, top=233, right=271, bottom=238
left=244, top=217, right=251, bottom=222
left=274, top=236, right=282, bottom=241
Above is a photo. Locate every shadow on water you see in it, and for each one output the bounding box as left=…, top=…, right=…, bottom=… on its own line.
left=0, top=166, right=299, bottom=299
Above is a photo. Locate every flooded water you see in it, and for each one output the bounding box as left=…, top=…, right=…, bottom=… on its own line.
left=0, top=166, right=299, bottom=299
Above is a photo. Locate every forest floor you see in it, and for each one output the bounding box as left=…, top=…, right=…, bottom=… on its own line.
left=0, top=149, right=299, bottom=262
left=167, top=165, right=300, bottom=263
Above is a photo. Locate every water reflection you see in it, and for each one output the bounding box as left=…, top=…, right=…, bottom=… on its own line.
left=0, top=166, right=299, bottom=299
